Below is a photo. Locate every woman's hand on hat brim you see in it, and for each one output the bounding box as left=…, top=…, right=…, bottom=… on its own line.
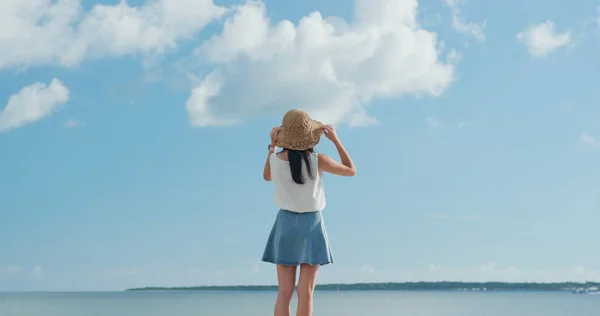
left=270, top=126, right=282, bottom=145
left=322, top=124, right=339, bottom=142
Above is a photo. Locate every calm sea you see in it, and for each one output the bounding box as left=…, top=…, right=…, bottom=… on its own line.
left=0, top=291, right=598, bottom=316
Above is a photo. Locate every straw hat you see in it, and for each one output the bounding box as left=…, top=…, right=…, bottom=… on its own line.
left=274, top=109, right=323, bottom=151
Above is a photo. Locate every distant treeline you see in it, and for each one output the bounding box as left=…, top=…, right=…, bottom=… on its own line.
left=126, top=281, right=600, bottom=292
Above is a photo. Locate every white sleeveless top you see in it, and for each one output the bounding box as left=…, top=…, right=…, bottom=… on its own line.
left=270, top=152, right=326, bottom=213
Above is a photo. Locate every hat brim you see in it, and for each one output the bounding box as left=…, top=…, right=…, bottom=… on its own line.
left=274, top=120, right=323, bottom=151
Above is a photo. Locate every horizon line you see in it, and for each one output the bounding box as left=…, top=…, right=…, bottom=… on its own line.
left=126, top=280, right=600, bottom=290
left=3, top=281, right=599, bottom=293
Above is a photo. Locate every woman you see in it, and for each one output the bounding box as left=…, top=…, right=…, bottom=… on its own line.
left=262, top=109, right=356, bottom=316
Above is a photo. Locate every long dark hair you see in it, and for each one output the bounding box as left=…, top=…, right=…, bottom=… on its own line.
left=281, top=148, right=315, bottom=185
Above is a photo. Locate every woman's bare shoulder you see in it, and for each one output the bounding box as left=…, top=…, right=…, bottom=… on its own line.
left=276, top=150, right=289, bottom=161
left=317, top=153, right=355, bottom=176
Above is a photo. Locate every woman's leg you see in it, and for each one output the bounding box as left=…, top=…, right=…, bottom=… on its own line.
left=274, top=264, right=297, bottom=316
left=296, top=263, right=319, bottom=316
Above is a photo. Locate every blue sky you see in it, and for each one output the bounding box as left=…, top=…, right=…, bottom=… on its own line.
left=1, top=0, right=600, bottom=291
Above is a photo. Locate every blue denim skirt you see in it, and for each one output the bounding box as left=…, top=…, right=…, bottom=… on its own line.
left=262, top=209, right=333, bottom=266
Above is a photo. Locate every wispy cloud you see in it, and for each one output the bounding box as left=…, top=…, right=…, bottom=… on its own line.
left=516, top=21, right=571, bottom=57
left=427, top=264, right=442, bottom=272
left=291, top=263, right=600, bottom=284
left=425, top=212, right=481, bottom=221
left=426, top=116, right=443, bottom=128
left=189, top=268, right=203, bottom=275
left=332, top=262, right=597, bottom=283
left=443, top=0, right=486, bottom=42
left=62, top=118, right=86, bottom=128
left=96, top=268, right=153, bottom=278
left=6, top=266, right=23, bottom=275
left=458, top=215, right=481, bottom=221
left=3, top=265, right=43, bottom=276
left=579, top=132, right=598, bottom=146
left=32, top=266, right=42, bottom=276
left=571, top=266, right=598, bottom=278
left=214, top=261, right=262, bottom=278
left=361, top=264, right=375, bottom=273
left=425, top=212, right=449, bottom=220
left=456, top=122, right=469, bottom=130
left=425, top=117, right=472, bottom=130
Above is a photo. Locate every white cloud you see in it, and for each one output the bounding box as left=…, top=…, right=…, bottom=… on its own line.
left=250, top=263, right=261, bottom=274
left=427, top=264, right=442, bottom=272
left=571, top=266, right=598, bottom=278
left=189, top=268, right=203, bottom=274
left=420, top=263, right=586, bottom=283
left=476, top=262, right=497, bottom=273
left=579, top=132, right=598, bottom=146
left=0, top=79, right=70, bottom=132
left=0, top=0, right=227, bottom=70
left=62, top=118, right=86, bottom=128
left=597, top=6, right=600, bottom=27
left=458, top=215, right=481, bottom=221
left=456, top=121, right=469, bottom=130
left=32, top=266, right=42, bottom=275
left=443, top=0, right=486, bottom=42
left=442, top=0, right=461, bottom=6
left=516, top=21, right=571, bottom=57
left=128, top=269, right=145, bottom=276
left=425, top=212, right=480, bottom=221
left=424, top=117, right=471, bottom=130
left=211, top=261, right=263, bottom=279
left=187, top=0, right=457, bottom=127
left=425, top=212, right=449, bottom=219
left=361, top=264, right=375, bottom=273
left=426, top=116, right=443, bottom=128
left=97, top=267, right=153, bottom=278
left=330, top=262, right=598, bottom=283
left=6, top=266, right=23, bottom=275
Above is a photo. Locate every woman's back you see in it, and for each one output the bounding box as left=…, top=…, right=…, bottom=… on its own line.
left=262, top=109, right=356, bottom=316
left=270, top=152, right=326, bottom=213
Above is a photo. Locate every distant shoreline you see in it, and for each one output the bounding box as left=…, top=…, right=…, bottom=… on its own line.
left=125, top=282, right=600, bottom=292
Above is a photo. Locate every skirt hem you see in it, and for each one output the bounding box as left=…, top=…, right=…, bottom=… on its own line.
left=261, top=258, right=333, bottom=267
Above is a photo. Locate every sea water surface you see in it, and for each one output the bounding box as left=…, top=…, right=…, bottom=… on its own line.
left=1, top=291, right=599, bottom=316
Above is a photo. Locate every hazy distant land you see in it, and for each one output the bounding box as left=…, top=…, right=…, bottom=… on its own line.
left=126, top=282, right=600, bottom=292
